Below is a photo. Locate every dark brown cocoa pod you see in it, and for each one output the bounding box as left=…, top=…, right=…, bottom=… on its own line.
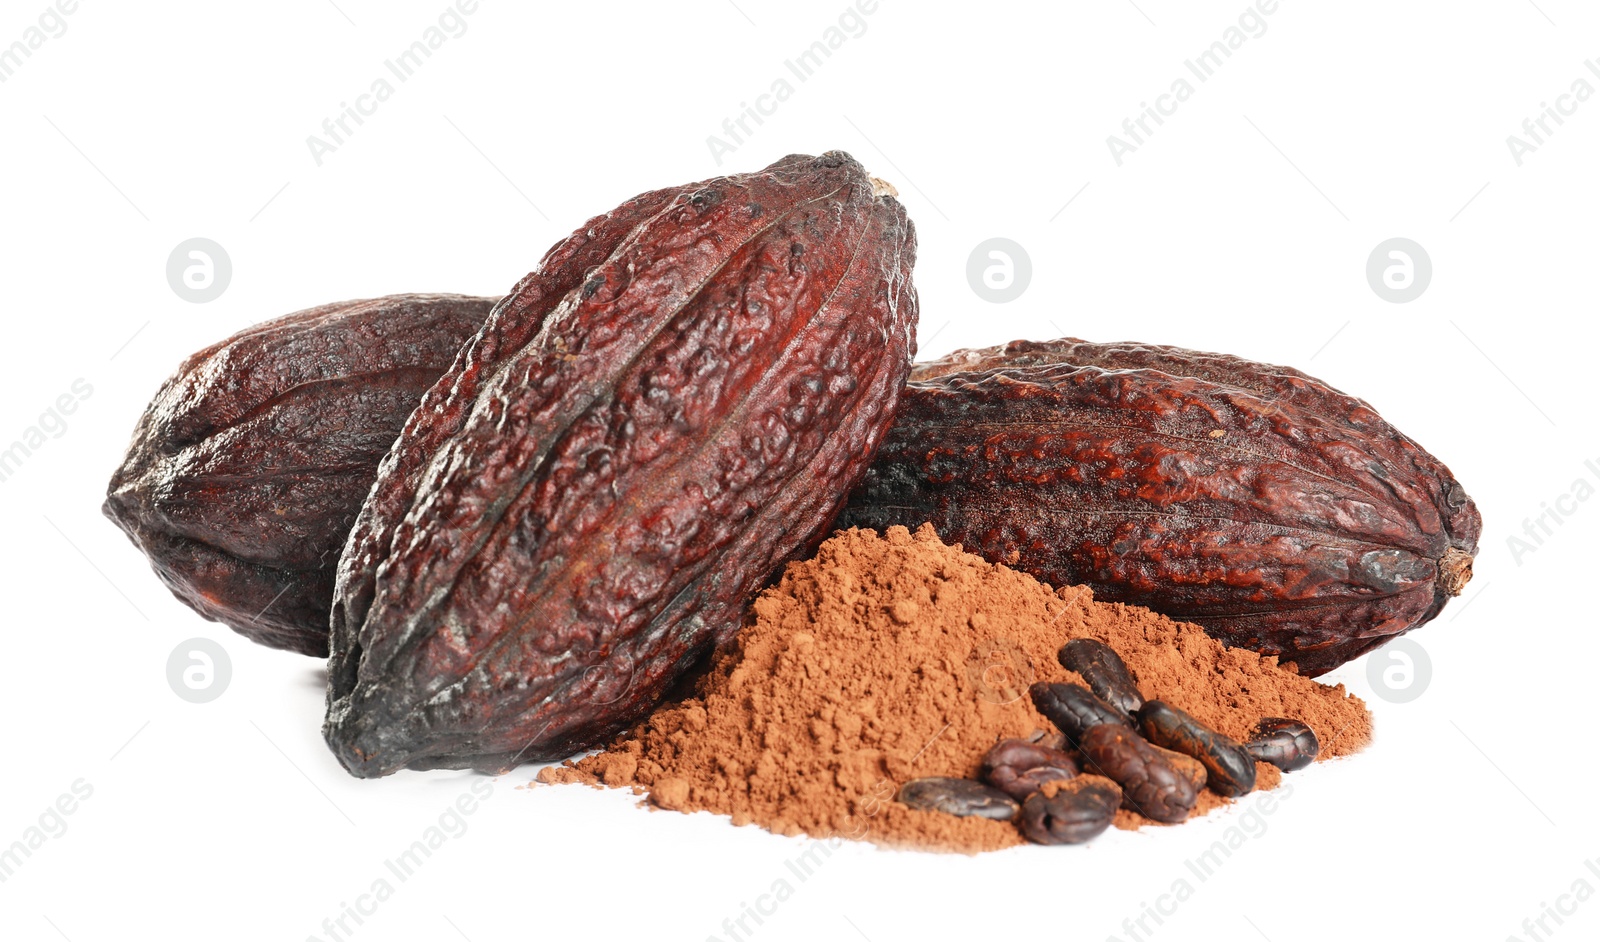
left=838, top=337, right=1481, bottom=676
left=1244, top=717, right=1320, bottom=772
left=1057, top=638, right=1142, bottom=717
left=103, top=294, right=496, bottom=656
left=1078, top=724, right=1198, bottom=823
left=1137, top=700, right=1257, bottom=798
left=898, top=778, right=1019, bottom=820
left=1018, top=776, right=1122, bottom=845
left=1030, top=681, right=1131, bottom=748
left=325, top=152, right=919, bottom=776
left=981, top=738, right=1077, bottom=801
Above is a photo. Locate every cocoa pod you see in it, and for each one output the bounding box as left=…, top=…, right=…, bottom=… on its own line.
left=1018, top=775, right=1122, bottom=845
left=1030, top=681, right=1131, bottom=748
left=325, top=152, right=918, bottom=776
left=1079, top=723, right=1198, bottom=823
left=1057, top=638, right=1142, bottom=717
left=899, top=777, right=1019, bottom=820
left=1137, top=700, right=1257, bottom=798
left=1244, top=717, right=1320, bottom=772
left=981, top=738, right=1077, bottom=801
left=839, top=337, right=1481, bottom=676
left=103, top=294, right=496, bottom=656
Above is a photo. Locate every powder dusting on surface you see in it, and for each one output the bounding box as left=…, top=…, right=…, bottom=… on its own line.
left=537, top=525, right=1370, bottom=853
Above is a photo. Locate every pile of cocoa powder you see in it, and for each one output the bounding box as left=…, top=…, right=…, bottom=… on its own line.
left=537, top=525, right=1371, bottom=853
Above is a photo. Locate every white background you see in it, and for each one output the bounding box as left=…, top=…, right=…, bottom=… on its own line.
left=1, top=1, right=1595, bottom=940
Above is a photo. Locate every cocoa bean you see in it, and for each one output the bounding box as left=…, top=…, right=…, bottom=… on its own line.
left=981, top=738, right=1077, bottom=801
left=1243, top=717, right=1320, bottom=772
left=1018, top=776, right=1122, bottom=845
left=1029, top=681, right=1131, bottom=748
left=1137, top=700, right=1257, bottom=798
left=898, top=777, right=1019, bottom=820
left=1078, top=724, right=1197, bottom=823
left=1057, top=638, right=1142, bottom=717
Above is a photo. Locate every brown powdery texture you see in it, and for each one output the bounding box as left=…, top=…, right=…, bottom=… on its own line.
left=537, top=525, right=1371, bottom=853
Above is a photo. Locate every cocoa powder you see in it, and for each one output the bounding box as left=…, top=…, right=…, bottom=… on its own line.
left=537, top=525, right=1371, bottom=853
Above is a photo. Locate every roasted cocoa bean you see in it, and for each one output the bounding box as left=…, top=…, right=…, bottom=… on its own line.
left=1137, top=700, right=1257, bottom=798
left=898, top=777, right=1019, bottom=820
left=1078, top=724, right=1197, bottom=824
left=325, top=153, right=918, bottom=776
left=838, top=337, right=1482, bottom=676
left=1150, top=743, right=1208, bottom=793
left=103, top=294, right=496, bottom=656
left=1243, top=718, right=1320, bottom=772
left=981, top=738, right=1077, bottom=801
left=1018, top=776, right=1122, bottom=845
left=1030, top=681, right=1131, bottom=748
left=1057, top=638, right=1142, bottom=716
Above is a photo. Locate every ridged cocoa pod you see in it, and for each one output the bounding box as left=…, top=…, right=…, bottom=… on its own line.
left=103, top=294, right=496, bottom=656
left=839, top=338, right=1481, bottom=676
left=326, top=152, right=918, bottom=776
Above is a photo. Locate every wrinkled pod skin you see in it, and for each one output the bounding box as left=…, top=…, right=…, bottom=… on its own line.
left=103, top=295, right=497, bottom=656
left=839, top=338, right=1482, bottom=676
left=326, top=153, right=919, bottom=777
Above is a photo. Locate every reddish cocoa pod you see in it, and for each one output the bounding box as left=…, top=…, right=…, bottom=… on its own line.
left=1078, top=723, right=1197, bottom=823
left=1057, top=638, right=1142, bottom=717
left=1029, top=681, right=1131, bottom=748
left=1244, top=717, right=1321, bottom=772
left=981, top=738, right=1077, bottom=801
left=325, top=153, right=919, bottom=776
left=1137, top=700, right=1257, bottom=798
left=839, top=337, right=1481, bottom=676
left=1018, top=775, right=1122, bottom=845
left=103, top=294, right=496, bottom=656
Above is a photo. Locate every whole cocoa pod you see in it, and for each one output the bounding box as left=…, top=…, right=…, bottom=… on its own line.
left=326, top=152, right=919, bottom=776
left=839, top=338, right=1481, bottom=676
left=103, top=294, right=496, bottom=656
